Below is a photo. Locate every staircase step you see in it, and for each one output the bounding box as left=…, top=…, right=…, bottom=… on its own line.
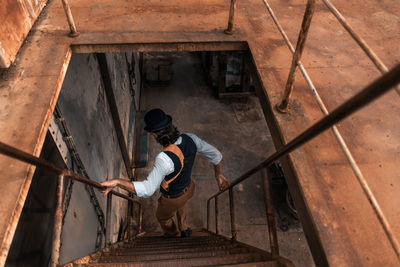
left=123, top=240, right=229, bottom=249
left=98, top=248, right=253, bottom=262
left=98, top=247, right=251, bottom=262
left=134, top=237, right=225, bottom=244
left=87, top=253, right=275, bottom=267
left=112, top=244, right=239, bottom=256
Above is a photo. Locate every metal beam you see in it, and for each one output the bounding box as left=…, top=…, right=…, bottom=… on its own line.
left=96, top=53, right=134, bottom=181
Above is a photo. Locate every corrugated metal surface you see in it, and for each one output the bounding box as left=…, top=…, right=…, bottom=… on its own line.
left=0, top=0, right=48, bottom=68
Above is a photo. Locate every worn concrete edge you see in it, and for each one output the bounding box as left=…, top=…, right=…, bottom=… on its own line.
left=70, top=41, right=249, bottom=54
left=245, top=48, right=329, bottom=266
left=0, top=47, right=72, bottom=266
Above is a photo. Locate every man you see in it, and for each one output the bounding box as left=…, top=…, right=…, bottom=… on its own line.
left=99, top=108, right=229, bottom=237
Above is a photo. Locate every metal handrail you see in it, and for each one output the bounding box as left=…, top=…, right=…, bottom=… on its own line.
left=274, top=0, right=399, bottom=111
left=0, top=141, right=142, bottom=266
left=207, top=63, right=400, bottom=258
left=60, top=0, right=237, bottom=37
left=263, top=0, right=400, bottom=258
left=321, top=0, right=400, bottom=96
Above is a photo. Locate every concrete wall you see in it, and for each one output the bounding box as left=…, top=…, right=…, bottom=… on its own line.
left=0, top=0, right=48, bottom=68
left=57, top=52, right=139, bottom=263
left=6, top=52, right=140, bottom=265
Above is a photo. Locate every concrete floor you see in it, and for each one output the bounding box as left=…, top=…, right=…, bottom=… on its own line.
left=135, top=52, right=314, bottom=266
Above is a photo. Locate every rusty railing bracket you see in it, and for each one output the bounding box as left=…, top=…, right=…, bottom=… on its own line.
left=60, top=0, right=80, bottom=38
left=275, top=103, right=290, bottom=114
left=224, top=0, right=237, bottom=35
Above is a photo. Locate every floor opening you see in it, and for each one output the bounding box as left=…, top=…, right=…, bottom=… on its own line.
left=7, top=50, right=314, bottom=266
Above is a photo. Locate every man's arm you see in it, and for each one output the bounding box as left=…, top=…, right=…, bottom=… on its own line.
left=99, top=153, right=174, bottom=197
left=185, top=133, right=229, bottom=191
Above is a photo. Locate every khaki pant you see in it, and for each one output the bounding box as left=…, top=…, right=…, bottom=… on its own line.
left=156, top=181, right=195, bottom=236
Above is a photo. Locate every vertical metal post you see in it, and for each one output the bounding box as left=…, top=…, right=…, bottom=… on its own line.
left=138, top=204, right=143, bottom=233
left=229, top=188, right=237, bottom=240
left=50, top=174, right=65, bottom=267
left=224, top=0, right=237, bottom=34
left=261, top=167, right=279, bottom=257
left=207, top=199, right=211, bottom=231
left=276, top=0, right=316, bottom=113
left=215, top=197, right=219, bottom=234
left=106, top=193, right=112, bottom=246
left=60, top=0, right=79, bottom=37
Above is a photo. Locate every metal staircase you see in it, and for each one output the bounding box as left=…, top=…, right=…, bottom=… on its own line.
left=62, top=230, right=292, bottom=267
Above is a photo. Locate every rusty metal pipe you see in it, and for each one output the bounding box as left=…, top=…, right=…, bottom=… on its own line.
left=60, top=0, right=79, bottom=37
left=215, top=197, right=219, bottom=234
left=276, top=0, right=316, bottom=113
left=224, top=0, right=237, bottom=35
left=261, top=168, right=279, bottom=257
left=207, top=199, right=211, bottom=231
left=106, top=194, right=112, bottom=246
left=229, top=188, right=237, bottom=240
left=50, top=174, right=65, bottom=267
left=0, top=142, right=65, bottom=175
left=209, top=63, right=400, bottom=199
left=0, top=141, right=140, bottom=206
left=321, top=0, right=400, bottom=96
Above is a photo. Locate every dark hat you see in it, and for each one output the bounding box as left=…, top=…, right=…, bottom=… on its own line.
left=144, top=109, right=172, bottom=132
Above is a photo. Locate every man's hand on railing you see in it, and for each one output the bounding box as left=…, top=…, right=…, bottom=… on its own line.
left=214, top=161, right=229, bottom=191
left=99, top=179, right=118, bottom=196
left=217, top=174, right=229, bottom=191
left=99, top=178, right=137, bottom=196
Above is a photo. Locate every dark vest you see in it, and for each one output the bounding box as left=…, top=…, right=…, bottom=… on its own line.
left=160, top=134, right=197, bottom=196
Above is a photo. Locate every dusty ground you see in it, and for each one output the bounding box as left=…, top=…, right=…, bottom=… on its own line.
left=135, top=52, right=314, bottom=266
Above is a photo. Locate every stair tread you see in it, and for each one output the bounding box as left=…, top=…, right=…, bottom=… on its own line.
left=111, top=244, right=240, bottom=255
left=132, top=238, right=225, bottom=245
left=98, top=247, right=252, bottom=262
left=88, top=253, right=275, bottom=267
left=123, top=241, right=230, bottom=249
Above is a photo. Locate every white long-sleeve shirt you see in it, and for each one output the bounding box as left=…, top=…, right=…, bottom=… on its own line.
left=133, top=133, right=222, bottom=198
